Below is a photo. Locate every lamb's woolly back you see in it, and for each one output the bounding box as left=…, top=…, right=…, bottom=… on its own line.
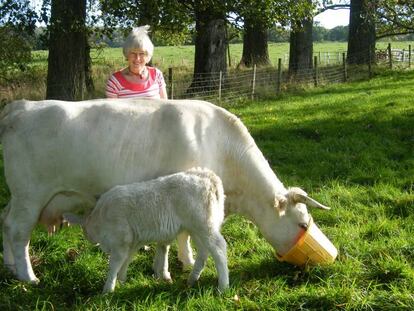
left=76, top=167, right=229, bottom=292
left=186, top=168, right=225, bottom=233
left=83, top=168, right=225, bottom=242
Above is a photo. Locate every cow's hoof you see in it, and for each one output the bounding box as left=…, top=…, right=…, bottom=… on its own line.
left=187, top=277, right=197, bottom=287
left=19, top=276, right=40, bottom=285
left=4, top=264, right=17, bottom=274
left=153, top=271, right=173, bottom=283
left=29, top=277, right=40, bottom=285
left=17, top=272, right=40, bottom=285
left=181, top=260, right=195, bottom=272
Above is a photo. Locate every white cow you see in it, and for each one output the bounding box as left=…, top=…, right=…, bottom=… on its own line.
left=0, top=98, right=329, bottom=284
left=66, top=167, right=228, bottom=293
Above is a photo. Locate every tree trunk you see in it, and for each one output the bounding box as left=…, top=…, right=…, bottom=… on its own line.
left=288, top=17, right=314, bottom=78
left=46, top=0, right=90, bottom=100
left=347, top=0, right=376, bottom=65
left=85, top=42, right=94, bottom=93
left=187, top=5, right=227, bottom=94
left=238, top=18, right=270, bottom=68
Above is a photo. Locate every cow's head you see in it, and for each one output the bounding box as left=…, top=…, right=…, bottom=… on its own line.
left=260, top=187, right=330, bottom=256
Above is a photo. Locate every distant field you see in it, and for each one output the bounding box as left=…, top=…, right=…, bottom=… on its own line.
left=32, top=41, right=414, bottom=71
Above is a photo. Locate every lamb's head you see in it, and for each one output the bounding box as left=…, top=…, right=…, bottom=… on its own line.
left=260, top=187, right=330, bottom=256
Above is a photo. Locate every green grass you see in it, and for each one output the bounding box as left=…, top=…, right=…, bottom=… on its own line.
left=1, top=70, right=413, bottom=310
left=34, top=41, right=414, bottom=70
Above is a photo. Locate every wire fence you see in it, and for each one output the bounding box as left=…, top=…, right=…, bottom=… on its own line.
left=0, top=43, right=412, bottom=105
left=166, top=44, right=412, bottom=104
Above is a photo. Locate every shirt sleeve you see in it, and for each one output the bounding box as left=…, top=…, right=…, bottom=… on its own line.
left=155, top=68, right=166, bottom=89
left=105, top=74, right=120, bottom=98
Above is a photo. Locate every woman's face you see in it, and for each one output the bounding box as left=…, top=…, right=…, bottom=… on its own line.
left=127, top=48, right=149, bottom=73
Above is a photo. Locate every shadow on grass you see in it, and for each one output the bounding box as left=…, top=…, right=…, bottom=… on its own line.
left=246, top=95, right=413, bottom=190
left=275, top=69, right=414, bottom=100
left=230, top=256, right=338, bottom=287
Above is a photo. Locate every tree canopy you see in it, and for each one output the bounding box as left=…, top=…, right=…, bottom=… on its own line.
left=2, top=0, right=414, bottom=98
left=0, top=0, right=37, bottom=77
left=376, top=0, right=414, bottom=39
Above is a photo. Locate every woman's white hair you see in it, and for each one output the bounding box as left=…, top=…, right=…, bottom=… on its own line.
left=123, top=25, right=154, bottom=60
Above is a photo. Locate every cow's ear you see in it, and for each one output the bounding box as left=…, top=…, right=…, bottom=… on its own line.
left=286, top=187, right=308, bottom=204
left=274, top=194, right=287, bottom=216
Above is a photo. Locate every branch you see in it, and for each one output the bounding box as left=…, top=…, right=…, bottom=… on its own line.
left=316, top=4, right=349, bottom=16
left=376, top=30, right=414, bottom=40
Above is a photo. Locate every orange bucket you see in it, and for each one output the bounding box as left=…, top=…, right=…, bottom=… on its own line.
left=276, top=216, right=337, bottom=266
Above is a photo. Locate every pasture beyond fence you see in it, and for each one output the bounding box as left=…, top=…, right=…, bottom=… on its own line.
left=0, top=43, right=412, bottom=104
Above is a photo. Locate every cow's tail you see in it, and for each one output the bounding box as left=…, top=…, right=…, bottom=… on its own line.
left=0, top=102, right=13, bottom=139
left=0, top=203, right=10, bottom=227
left=0, top=100, right=25, bottom=140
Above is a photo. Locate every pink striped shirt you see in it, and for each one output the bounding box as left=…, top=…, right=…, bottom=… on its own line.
left=106, top=67, right=166, bottom=99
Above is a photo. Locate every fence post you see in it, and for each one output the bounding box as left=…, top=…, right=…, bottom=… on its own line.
left=313, top=56, right=318, bottom=87
left=218, top=71, right=222, bottom=102
left=388, top=43, right=392, bottom=69
left=168, top=67, right=174, bottom=99
left=342, top=53, right=347, bottom=82
left=251, top=64, right=257, bottom=100
left=276, top=58, right=282, bottom=94
left=409, top=45, right=412, bottom=68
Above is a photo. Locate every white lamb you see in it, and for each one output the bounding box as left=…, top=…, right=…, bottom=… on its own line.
left=65, top=168, right=228, bottom=293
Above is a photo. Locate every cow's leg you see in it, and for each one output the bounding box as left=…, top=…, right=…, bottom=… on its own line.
left=153, top=243, right=172, bottom=282
left=2, top=203, right=16, bottom=273
left=3, top=198, right=42, bottom=283
left=2, top=228, right=15, bottom=274
left=177, top=231, right=194, bottom=270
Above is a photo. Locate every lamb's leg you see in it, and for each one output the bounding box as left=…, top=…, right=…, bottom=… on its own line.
left=187, top=235, right=208, bottom=287
left=153, top=243, right=172, bottom=282
left=207, top=232, right=229, bottom=292
left=177, top=231, right=194, bottom=270
left=117, top=248, right=136, bottom=283
left=103, top=249, right=129, bottom=293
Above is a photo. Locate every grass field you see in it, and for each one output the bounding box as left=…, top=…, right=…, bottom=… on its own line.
left=0, top=69, right=413, bottom=310
left=32, top=41, right=414, bottom=71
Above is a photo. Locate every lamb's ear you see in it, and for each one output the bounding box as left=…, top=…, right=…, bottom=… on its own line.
left=274, top=194, right=288, bottom=216
left=288, top=187, right=330, bottom=210
left=63, top=213, right=85, bottom=225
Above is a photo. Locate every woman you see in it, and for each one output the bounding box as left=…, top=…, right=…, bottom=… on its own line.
left=106, top=26, right=168, bottom=99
